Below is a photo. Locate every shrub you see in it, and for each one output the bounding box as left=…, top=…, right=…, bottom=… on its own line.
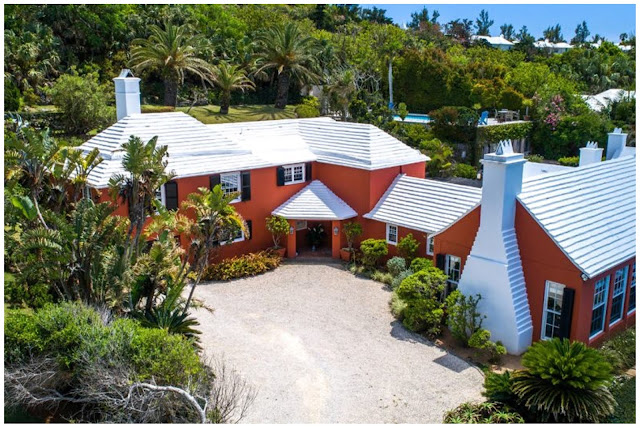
left=342, top=221, right=363, bottom=252
left=295, top=96, right=320, bottom=118
left=266, top=215, right=289, bottom=248
left=598, top=327, right=635, bottom=374
left=498, top=87, right=525, bottom=111
left=386, top=256, right=407, bottom=277
left=445, top=290, right=485, bottom=346
left=5, top=79, right=22, bottom=112
left=469, top=329, right=506, bottom=364
left=359, top=239, right=388, bottom=269
left=48, top=70, right=115, bottom=134
left=203, top=250, right=282, bottom=281
left=397, top=102, right=408, bottom=120
left=409, top=257, right=433, bottom=273
left=390, top=269, right=413, bottom=290
left=483, top=371, right=519, bottom=408
left=395, top=267, right=447, bottom=337
left=390, top=291, right=407, bottom=320
left=397, top=233, right=420, bottom=262
left=453, top=163, right=477, bottom=179
left=4, top=272, right=52, bottom=309
left=370, top=270, right=393, bottom=285
left=607, top=376, right=636, bottom=423
left=443, top=401, right=524, bottom=423
left=557, top=156, right=580, bottom=166
left=512, top=338, right=615, bottom=422
left=525, top=154, right=544, bottom=163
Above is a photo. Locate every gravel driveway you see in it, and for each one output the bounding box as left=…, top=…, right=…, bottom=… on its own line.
left=192, top=261, right=484, bottom=423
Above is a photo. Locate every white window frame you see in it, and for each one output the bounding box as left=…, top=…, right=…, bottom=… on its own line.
left=295, top=220, right=308, bottom=231
left=386, top=224, right=398, bottom=245
left=628, top=263, right=636, bottom=315
left=541, top=281, right=565, bottom=340
left=149, top=184, right=166, bottom=216
left=445, top=255, right=462, bottom=292
left=590, top=276, right=610, bottom=339
left=220, top=171, right=241, bottom=203
left=283, top=163, right=305, bottom=185
left=610, top=267, right=628, bottom=326
left=221, top=228, right=245, bottom=245
left=426, top=235, right=434, bottom=256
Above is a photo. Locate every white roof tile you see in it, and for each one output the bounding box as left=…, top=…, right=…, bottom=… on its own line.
left=517, top=156, right=636, bottom=278
left=271, top=180, right=357, bottom=220
left=364, top=175, right=482, bottom=234
left=80, top=114, right=427, bottom=188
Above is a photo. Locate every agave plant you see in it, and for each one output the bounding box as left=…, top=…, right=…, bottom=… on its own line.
left=511, top=338, right=615, bottom=422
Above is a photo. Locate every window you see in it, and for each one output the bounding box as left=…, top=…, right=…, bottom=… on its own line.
left=220, top=227, right=244, bottom=245
left=426, top=235, right=434, bottom=256
left=590, top=276, right=610, bottom=338
left=386, top=224, right=398, bottom=245
left=150, top=184, right=166, bottom=215
left=445, top=255, right=462, bottom=294
left=221, top=172, right=241, bottom=202
left=610, top=267, right=628, bottom=325
left=542, top=281, right=565, bottom=340
left=630, top=264, right=636, bottom=312
left=295, top=220, right=307, bottom=231
left=283, top=163, right=305, bottom=185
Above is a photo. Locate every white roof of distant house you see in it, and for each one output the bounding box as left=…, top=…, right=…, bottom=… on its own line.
left=472, top=34, right=514, bottom=46
left=534, top=39, right=573, bottom=49
left=79, top=114, right=427, bottom=188
left=210, top=117, right=428, bottom=171
left=364, top=175, right=482, bottom=234
left=581, top=89, right=636, bottom=112
left=271, top=180, right=357, bottom=220
left=517, top=156, right=636, bottom=278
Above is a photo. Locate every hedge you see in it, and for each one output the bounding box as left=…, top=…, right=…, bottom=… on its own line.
left=203, top=250, right=282, bottom=281
left=477, top=121, right=533, bottom=145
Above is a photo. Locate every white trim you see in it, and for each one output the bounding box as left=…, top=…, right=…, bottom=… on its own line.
left=426, top=235, right=434, bottom=256
left=628, top=263, right=636, bottom=315
left=283, top=163, right=305, bottom=185
left=541, top=281, right=565, bottom=340
left=609, top=266, right=628, bottom=326
left=295, top=220, right=308, bottom=231
left=386, top=224, right=398, bottom=245
left=221, top=171, right=242, bottom=203
left=589, top=276, right=610, bottom=340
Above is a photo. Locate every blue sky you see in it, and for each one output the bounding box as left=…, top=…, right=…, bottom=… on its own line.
left=363, top=4, right=635, bottom=42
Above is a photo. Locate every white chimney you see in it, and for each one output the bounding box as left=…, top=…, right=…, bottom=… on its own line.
left=113, top=69, right=141, bottom=121
left=606, top=128, right=628, bottom=160
left=579, top=141, right=603, bottom=166
left=457, top=140, right=533, bottom=355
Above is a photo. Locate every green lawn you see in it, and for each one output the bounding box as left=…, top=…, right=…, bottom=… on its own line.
left=142, top=104, right=298, bottom=124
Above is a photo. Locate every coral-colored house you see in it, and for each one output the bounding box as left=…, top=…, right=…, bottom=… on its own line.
left=81, top=71, right=635, bottom=354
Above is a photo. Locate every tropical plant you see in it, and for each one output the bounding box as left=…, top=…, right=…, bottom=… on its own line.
left=307, top=223, right=326, bottom=248
left=204, top=250, right=282, bottom=281
left=395, top=267, right=447, bottom=337
left=254, top=22, right=321, bottom=109
left=210, top=61, right=255, bottom=114
left=108, top=135, right=173, bottom=259
left=359, top=238, right=388, bottom=269
left=511, top=338, right=615, bottom=422
left=130, top=21, right=213, bottom=106
left=266, top=215, right=289, bottom=249
left=342, top=221, right=363, bottom=252
left=483, top=371, right=520, bottom=409
left=325, top=68, right=357, bottom=120
left=474, top=9, right=494, bottom=36
left=443, top=401, right=524, bottom=423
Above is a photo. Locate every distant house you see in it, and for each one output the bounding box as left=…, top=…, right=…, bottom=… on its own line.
left=582, top=89, right=636, bottom=112
left=534, top=39, right=573, bottom=54
left=471, top=34, right=514, bottom=51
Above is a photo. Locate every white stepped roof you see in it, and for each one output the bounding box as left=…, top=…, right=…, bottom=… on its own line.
left=517, top=156, right=636, bottom=278
left=80, top=114, right=427, bottom=188
left=209, top=117, right=428, bottom=170
left=581, top=89, right=635, bottom=112
left=472, top=34, right=514, bottom=46
left=271, top=180, right=357, bottom=220
left=364, top=175, right=482, bottom=234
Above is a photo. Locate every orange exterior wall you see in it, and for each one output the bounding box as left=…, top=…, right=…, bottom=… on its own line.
left=515, top=202, right=635, bottom=345
left=432, top=206, right=481, bottom=271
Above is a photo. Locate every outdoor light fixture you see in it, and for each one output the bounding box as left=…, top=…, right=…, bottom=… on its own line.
left=289, top=226, right=294, bottom=235
left=333, top=226, right=339, bottom=236
left=581, top=273, right=588, bottom=281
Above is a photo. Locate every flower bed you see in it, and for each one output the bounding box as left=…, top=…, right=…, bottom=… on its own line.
left=204, top=250, right=282, bottom=281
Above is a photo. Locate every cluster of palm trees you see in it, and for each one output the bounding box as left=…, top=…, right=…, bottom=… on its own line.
left=130, top=21, right=322, bottom=111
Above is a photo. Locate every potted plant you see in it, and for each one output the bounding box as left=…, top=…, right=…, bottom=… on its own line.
left=522, top=99, right=533, bottom=121
left=341, top=221, right=362, bottom=261
left=307, top=223, right=326, bottom=251
left=266, top=215, right=289, bottom=257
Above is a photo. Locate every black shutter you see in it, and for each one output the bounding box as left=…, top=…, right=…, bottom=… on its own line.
left=436, top=254, right=446, bottom=271
left=241, top=171, right=251, bottom=201
left=276, top=167, right=285, bottom=186
left=305, top=162, right=312, bottom=182
left=558, top=287, right=575, bottom=339
left=246, top=220, right=252, bottom=240
left=165, top=181, right=178, bottom=211
left=210, top=174, right=221, bottom=190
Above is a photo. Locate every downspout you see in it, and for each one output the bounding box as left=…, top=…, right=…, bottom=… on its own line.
left=388, top=59, right=394, bottom=109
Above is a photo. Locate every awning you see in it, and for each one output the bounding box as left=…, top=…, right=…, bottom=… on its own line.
left=272, top=180, right=357, bottom=220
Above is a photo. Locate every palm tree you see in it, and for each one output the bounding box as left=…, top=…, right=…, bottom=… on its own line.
left=325, top=68, right=357, bottom=120
left=108, top=135, right=173, bottom=259
left=254, top=23, right=321, bottom=109
left=210, top=62, right=255, bottom=114
left=130, top=22, right=213, bottom=107
left=180, top=185, right=247, bottom=313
